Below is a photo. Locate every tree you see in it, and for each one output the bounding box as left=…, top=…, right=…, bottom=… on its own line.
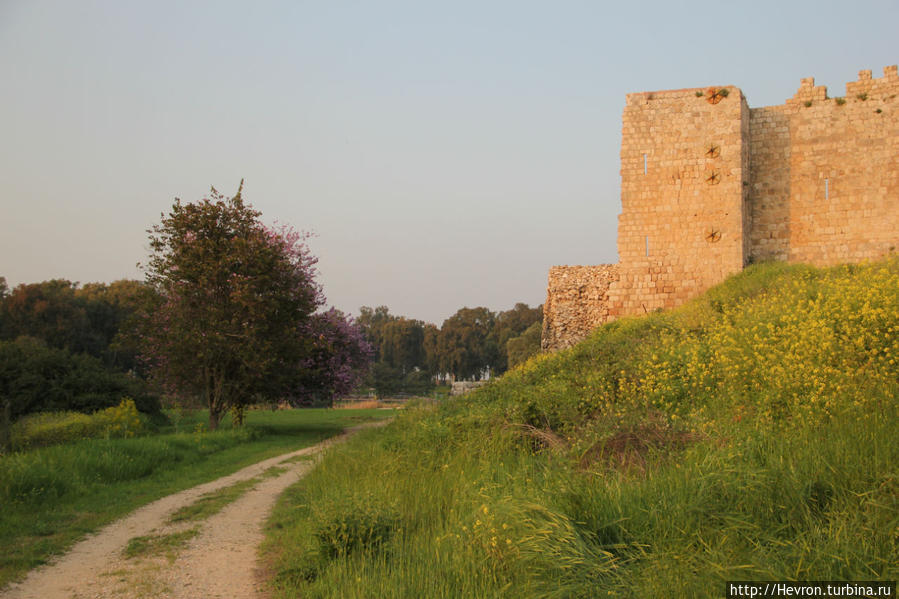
left=357, top=306, right=395, bottom=342
left=0, top=280, right=95, bottom=354
left=506, top=321, right=542, bottom=369
left=490, top=303, right=542, bottom=373
left=437, top=307, right=498, bottom=380
left=356, top=306, right=438, bottom=394
left=379, top=318, right=427, bottom=372
left=0, top=278, right=150, bottom=373
left=422, top=323, right=440, bottom=378
left=138, top=184, right=322, bottom=429
left=0, top=336, right=160, bottom=421
left=291, top=308, right=373, bottom=406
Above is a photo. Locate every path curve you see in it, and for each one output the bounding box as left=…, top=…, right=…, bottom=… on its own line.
left=0, top=421, right=386, bottom=599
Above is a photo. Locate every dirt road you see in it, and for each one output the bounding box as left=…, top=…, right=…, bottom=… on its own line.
left=0, top=423, right=383, bottom=599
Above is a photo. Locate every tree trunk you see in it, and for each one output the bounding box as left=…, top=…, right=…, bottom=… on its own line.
left=208, top=408, right=221, bottom=431
left=0, top=398, right=11, bottom=452
left=207, top=369, right=224, bottom=431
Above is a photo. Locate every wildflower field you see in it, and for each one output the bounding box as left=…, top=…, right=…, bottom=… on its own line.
left=264, top=260, right=899, bottom=598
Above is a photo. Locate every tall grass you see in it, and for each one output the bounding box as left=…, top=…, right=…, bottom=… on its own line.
left=264, top=259, right=899, bottom=598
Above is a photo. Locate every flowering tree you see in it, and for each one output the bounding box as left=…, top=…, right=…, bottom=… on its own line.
left=291, top=308, right=373, bottom=406
left=139, top=183, right=323, bottom=429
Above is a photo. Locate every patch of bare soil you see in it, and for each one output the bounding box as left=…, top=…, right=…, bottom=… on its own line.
left=0, top=422, right=386, bottom=599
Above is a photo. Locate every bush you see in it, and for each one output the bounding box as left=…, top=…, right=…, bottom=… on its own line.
left=314, top=502, right=398, bottom=559
left=8, top=399, right=147, bottom=450
left=0, top=337, right=160, bottom=421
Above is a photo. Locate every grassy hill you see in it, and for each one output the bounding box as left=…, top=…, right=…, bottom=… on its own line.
left=264, top=259, right=899, bottom=598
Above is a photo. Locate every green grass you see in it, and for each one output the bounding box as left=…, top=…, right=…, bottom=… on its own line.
left=166, top=464, right=293, bottom=524
left=263, top=259, right=899, bottom=598
left=168, top=478, right=259, bottom=523
left=0, top=407, right=391, bottom=588
left=279, top=454, right=315, bottom=465
left=261, top=465, right=291, bottom=478
left=123, top=528, right=201, bottom=560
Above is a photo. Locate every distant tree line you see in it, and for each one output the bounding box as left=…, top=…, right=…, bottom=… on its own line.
left=0, top=185, right=545, bottom=435
left=356, top=302, right=542, bottom=397
left=0, top=277, right=162, bottom=448
left=0, top=186, right=374, bottom=433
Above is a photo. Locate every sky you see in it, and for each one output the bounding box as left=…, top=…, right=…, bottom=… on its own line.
left=1, top=1, right=897, bottom=325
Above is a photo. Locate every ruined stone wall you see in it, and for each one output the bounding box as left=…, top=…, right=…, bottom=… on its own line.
left=749, top=66, right=899, bottom=265
left=608, top=86, right=749, bottom=318
left=541, top=265, right=618, bottom=350
left=542, top=65, right=899, bottom=351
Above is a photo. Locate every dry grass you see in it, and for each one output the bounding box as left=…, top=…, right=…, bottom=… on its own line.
left=334, top=400, right=382, bottom=410
left=506, top=422, right=570, bottom=452
left=578, top=419, right=699, bottom=472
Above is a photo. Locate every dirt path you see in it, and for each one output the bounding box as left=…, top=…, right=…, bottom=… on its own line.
left=0, top=422, right=386, bottom=599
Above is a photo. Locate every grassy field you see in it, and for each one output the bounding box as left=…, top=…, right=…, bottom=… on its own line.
left=263, top=259, right=899, bottom=598
left=0, top=407, right=392, bottom=588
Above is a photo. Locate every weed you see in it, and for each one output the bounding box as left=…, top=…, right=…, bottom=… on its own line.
left=168, top=479, right=257, bottom=523
left=278, top=454, right=314, bottom=465
left=260, top=466, right=289, bottom=479
left=314, top=500, right=399, bottom=559
left=124, top=528, right=199, bottom=560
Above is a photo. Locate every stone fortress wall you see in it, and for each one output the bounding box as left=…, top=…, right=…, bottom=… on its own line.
left=543, top=65, right=899, bottom=350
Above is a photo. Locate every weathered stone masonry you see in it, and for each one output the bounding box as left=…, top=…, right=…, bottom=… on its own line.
left=543, top=65, right=899, bottom=350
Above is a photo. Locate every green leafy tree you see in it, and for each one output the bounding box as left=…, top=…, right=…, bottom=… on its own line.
left=0, top=336, right=159, bottom=421
left=422, top=323, right=440, bottom=378
left=368, top=361, right=404, bottom=398
left=379, top=318, right=427, bottom=372
left=490, top=303, right=542, bottom=373
left=356, top=306, right=395, bottom=356
left=138, top=184, right=322, bottom=429
left=0, top=280, right=95, bottom=354
left=506, top=320, right=543, bottom=369
left=437, top=307, right=498, bottom=381
left=0, top=278, right=149, bottom=373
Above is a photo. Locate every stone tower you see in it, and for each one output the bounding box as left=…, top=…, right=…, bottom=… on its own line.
left=542, top=65, right=899, bottom=350
left=608, top=85, right=750, bottom=317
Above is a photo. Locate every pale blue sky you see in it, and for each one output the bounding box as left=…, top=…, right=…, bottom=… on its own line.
left=1, top=1, right=896, bottom=323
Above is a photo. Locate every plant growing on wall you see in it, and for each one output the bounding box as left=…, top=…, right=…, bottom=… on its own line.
left=705, top=88, right=729, bottom=104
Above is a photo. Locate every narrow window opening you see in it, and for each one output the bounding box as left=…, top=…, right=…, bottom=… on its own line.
left=824, top=178, right=829, bottom=200
left=643, top=154, right=648, bottom=175
left=645, top=235, right=649, bottom=256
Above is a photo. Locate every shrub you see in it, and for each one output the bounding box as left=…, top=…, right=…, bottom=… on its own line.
left=314, top=498, right=399, bottom=559
left=0, top=337, right=160, bottom=421
left=8, top=399, right=146, bottom=450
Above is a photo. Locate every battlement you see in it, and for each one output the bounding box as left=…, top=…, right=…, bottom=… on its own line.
left=543, top=65, right=899, bottom=350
